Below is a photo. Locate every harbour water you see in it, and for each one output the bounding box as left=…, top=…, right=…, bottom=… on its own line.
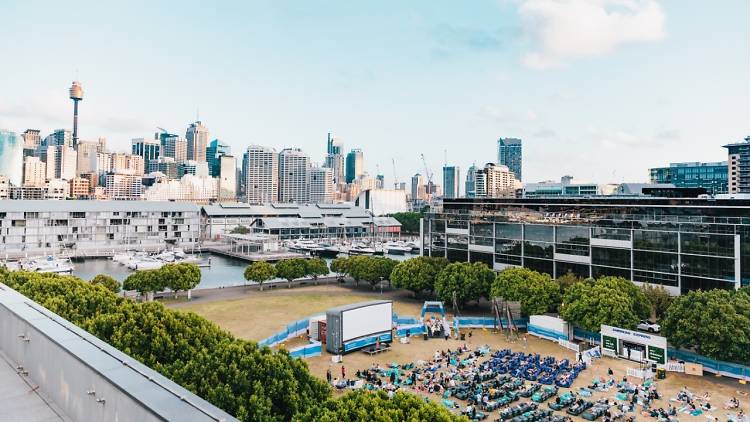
left=71, top=252, right=411, bottom=290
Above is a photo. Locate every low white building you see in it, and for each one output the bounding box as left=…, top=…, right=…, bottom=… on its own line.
left=0, top=200, right=200, bottom=256
left=354, top=188, right=408, bottom=216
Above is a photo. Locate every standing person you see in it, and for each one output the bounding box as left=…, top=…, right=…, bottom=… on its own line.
left=468, top=330, right=473, bottom=344
left=341, top=365, right=346, bottom=379
left=326, top=368, right=332, bottom=384
left=523, top=335, right=528, bottom=349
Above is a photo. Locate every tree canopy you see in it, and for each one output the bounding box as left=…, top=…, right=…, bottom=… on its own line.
left=390, top=212, right=421, bottom=234
left=90, top=274, right=121, bottom=294
left=244, top=261, right=276, bottom=291
left=305, top=258, right=330, bottom=282
left=1, top=269, right=329, bottom=421
left=560, top=276, right=649, bottom=332
left=293, top=390, right=463, bottom=422
left=390, top=256, right=448, bottom=297
left=275, top=258, right=308, bottom=288
left=330, top=257, right=350, bottom=280
left=641, top=284, right=673, bottom=321
left=434, top=262, right=494, bottom=309
left=161, top=263, right=201, bottom=295
left=491, top=268, right=561, bottom=316
left=662, top=289, right=750, bottom=363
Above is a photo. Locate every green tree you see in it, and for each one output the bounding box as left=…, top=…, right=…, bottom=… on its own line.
left=294, top=390, right=464, bottom=422
left=641, top=283, right=673, bottom=320
left=330, top=257, right=350, bottom=281
left=662, top=289, right=750, bottom=363
left=123, top=269, right=164, bottom=301
left=391, top=257, right=443, bottom=297
left=243, top=261, right=276, bottom=291
left=560, top=276, right=649, bottom=332
left=390, top=212, right=422, bottom=234
left=347, top=255, right=376, bottom=287
left=556, top=271, right=582, bottom=292
left=491, top=267, right=561, bottom=315
left=372, top=256, right=397, bottom=288
left=90, top=274, right=121, bottom=294
left=275, top=258, right=308, bottom=288
left=161, top=263, right=201, bottom=297
left=305, top=258, right=329, bottom=284
left=434, top=262, right=485, bottom=309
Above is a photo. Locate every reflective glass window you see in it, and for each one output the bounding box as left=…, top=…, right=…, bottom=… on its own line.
left=633, top=230, right=678, bottom=252
left=591, top=247, right=631, bottom=268
left=525, top=258, right=553, bottom=276
left=525, top=224, right=554, bottom=242
left=496, top=223, right=522, bottom=239
left=681, top=254, right=735, bottom=281
left=524, top=240, right=553, bottom=259
left=495, top=239, right=522, bottom=255
left=680, top=232, right=734, bottom=257
left=633, top=250, right=678, bottom=273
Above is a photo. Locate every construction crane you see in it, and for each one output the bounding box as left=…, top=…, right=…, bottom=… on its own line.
left=421, top=153, right=433, bottom=184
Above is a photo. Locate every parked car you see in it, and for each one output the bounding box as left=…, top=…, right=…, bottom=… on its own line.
left=637, top=320, right=661, bottom=333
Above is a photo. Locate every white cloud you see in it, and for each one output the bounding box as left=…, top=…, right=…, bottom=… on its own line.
left=517, top=0, right=666, bottom=69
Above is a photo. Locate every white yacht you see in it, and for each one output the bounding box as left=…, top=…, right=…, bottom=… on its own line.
left=385, top=241, right=412, bottom=255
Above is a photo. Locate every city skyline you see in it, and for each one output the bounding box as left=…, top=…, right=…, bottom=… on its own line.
left=1, top=1, right=749, bottom=185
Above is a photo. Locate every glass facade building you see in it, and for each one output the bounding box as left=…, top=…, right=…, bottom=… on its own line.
left=422, top=198, right=750, bottom=295
left=497, top=138, right=522, bottom=181
left=0, top=129, right=23, bottom=186
left=443, top=166, right=460, bottom=199
left=649, top=162, right=728, bottom=195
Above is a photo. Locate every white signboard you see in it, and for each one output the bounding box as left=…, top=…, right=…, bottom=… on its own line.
left=342, top=302, right=393, bottom=342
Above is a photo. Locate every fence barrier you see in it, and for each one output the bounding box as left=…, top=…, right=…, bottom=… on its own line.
left=528, top=324, right=568, bottom=342
left=288, top=341, right=322, bottom=359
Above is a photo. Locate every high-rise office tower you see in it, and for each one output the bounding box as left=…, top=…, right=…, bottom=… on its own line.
left=218, top=155, right=237, bottom=201
left=725, top=135, right=750, bottom=194
left=375, top=174, right=385, bottom=189
left=442, top=166, right=460, bottom=198
left=310, top=166, right=334, bottom=203
left=186, top=121, right=209, bottom=163
left=45, top=145, right=77, bottom=181
left=160, top=133, right=188, bottom=163
left=345, top=149, right=364, bottom=183
left=324, top=133, right=346, bottom=184
left=148, top=157, right=178, bottom=179
left=474, top=163, right=520, bottom=198
left=278, top=148, right=310, bottom=203
left=242, top=145, right=278, bottom=204
left=0, top=129, right=23, bottom=186
left=110, top=153, right=145, bottom=176
left=23, top=156, right=46, bottom=187
left=207, top=139, right=231, bottom=177
left=69, top=81, right=83, bottom=147
left=465, top=164, right=477, bottom=198
left=77, top=141, right=101, bottom=175
left=411, top=173, right=426, bottom=201
left=21, top=129, right=41, bottom=157
left=42, top=129, right=72, bottom=148
left=497, top=137, right=523, bottom=181
left=132, top=138, right=161, bottom=164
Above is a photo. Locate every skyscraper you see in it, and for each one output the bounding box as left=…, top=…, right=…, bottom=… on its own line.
left=21, top=129, right=41, bottom=157
left=310, top=166, right=334, bottom=203
left=465, top=164, right=477, bottom=198
left=0, top=129, right=23, bottom=186
left=77, top=141, right=101, bottom=175
left=160, top=134, right=188, bottom=163
left=23, top=156, right=46, bottom=187
left=243, top=145, right=278, bottom=204
left=324, top=133, right=346, bottom=184
left=474, top=163, right=520, bottom=198
left=218, top=155, right=237, bottom=201
left=725, top=135, right=750, bottom=194
left=442, top=165, right=460, bottom=198
left=207, top=139, right=231, bottom=177
left=132, top=138, right=161, bottom=164
left=497, top=137, right=522, bottom=181
left=278, top=148, right=310, bottom=203
left=345, top=149, right=364, bottom=183
left=45, top=145, right=77, bottom=181
left=411, top=173, right=426, bottom=201
left=186, top=121, right=209, bottom=163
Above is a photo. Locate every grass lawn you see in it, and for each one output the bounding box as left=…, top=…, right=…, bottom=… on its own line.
left=177, top=285, right=423, bottom=340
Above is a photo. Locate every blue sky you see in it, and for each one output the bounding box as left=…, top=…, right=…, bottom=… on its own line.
left=1, top=0, right=748, bottom=185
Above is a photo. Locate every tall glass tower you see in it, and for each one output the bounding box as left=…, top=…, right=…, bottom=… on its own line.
left=0, top=129, right=23, bottom=186
left=497, top=138, right=522, bottom=181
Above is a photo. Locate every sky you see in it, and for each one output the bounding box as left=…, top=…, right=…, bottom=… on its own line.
left=1, top=0, right=749, bottom=187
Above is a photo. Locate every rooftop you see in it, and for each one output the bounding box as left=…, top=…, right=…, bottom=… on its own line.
left=0, top=200, right=200, bottom=213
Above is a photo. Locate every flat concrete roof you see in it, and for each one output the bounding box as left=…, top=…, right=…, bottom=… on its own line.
left=0, top=351, right=69, bottom=422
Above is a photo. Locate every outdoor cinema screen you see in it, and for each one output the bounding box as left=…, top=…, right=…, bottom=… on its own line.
left=341, top=302, right=392, bottom=342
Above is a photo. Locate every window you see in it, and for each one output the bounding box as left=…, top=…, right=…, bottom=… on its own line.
left=524, top=258, right=553, bottom=277
left=525, top=225, right=554, bottom=242
left=592, top=266, right=631, bottom=280
left=71, top=212, right=85, bottom=219
left=591, top=247, right=631, bottom=268
left=496, top=254, right=521, bottom=266
left=556, top=261, right=589, bottom=279
left=495, top=223, right=522, bottom=240
left=633, top=230, right=678, bottom=252
left=495, top=239, right=522, bottom=255
left=633, top=270, right=678, bottom=287
left=680, top=232, right=734, bottom=257
left=524, top=240, right=553, bottom=259
left=681, top=254, right=735, bottom=281
left=24, top=212, right=38, bottom=219
left=633, top=250, right=678, bottom=273
left=592, top=227, right=631, bottom=241
left=469, top=252, right=493, bottom=267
